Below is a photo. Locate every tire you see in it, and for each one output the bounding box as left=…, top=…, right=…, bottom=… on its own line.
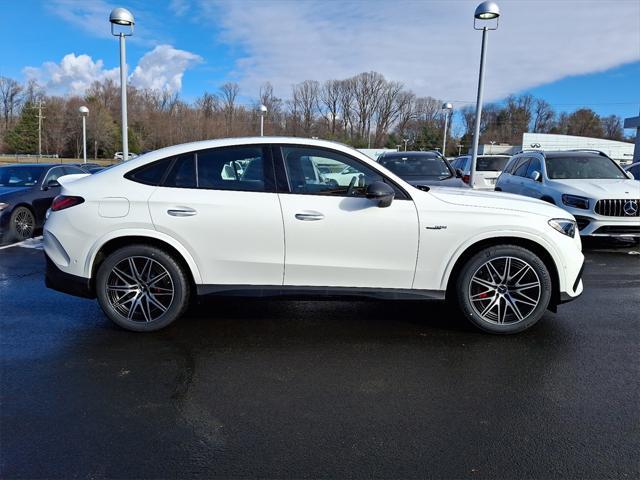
left=9, top=206, right=35, bottom=242
left=455, top=245, right=552, bottom=334
left=96, top=245, right=191, bottom=332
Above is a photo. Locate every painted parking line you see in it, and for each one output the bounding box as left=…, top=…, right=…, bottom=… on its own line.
left=0, top=236, right=44, bottom=251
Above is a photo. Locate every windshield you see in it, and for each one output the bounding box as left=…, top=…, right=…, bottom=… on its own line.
left=545, top=155, right=626, bottom=180
left=0, top=166, right=46, bottom=187
left=477, top=156, right=509, bottom=171
left=379, top=155, right=452, bottom=178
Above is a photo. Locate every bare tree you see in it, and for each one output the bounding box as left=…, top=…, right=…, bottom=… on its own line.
left=219, top=82, right=239, bottom=135
left=352, top=72, right=386, bottom=140
left=320, top=80, right=341, bottom=135
left=601, top=115, right=623, bottom=140
left=0, top=76, right=23, bottom=131
left=532, top=99, right=555, bottom=133
left=292, top=80, right=319, bottom=135
left=373, top=81, right=404, bottom=147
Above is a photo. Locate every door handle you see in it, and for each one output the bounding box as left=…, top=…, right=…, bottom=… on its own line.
left=167, top=207, right=197, bottom=217
left=295, top=211, right=324, bottom=221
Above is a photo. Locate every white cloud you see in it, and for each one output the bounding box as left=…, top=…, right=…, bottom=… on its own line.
left=130, top=45, right=203, bottom=92
left=24, top=54, right=119, bottom=96
left=24, top=45, right=202, bottom=96
left=201, top=0, right=640, bottom=104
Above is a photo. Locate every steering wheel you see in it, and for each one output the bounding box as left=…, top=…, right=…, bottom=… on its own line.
left=346, top=176, right=357, bottom=196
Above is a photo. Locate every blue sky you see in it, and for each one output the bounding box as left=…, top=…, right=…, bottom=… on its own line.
left=2, top=0, right=639, bottom=135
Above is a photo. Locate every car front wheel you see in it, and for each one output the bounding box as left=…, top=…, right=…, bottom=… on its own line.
left=96, top=245, right=191, bottom=332
left=456, top=245, right=552, bottom=334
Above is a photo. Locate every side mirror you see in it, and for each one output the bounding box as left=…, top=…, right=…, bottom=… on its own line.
left=529, top=170, right=541, bottom=182
left=626, top=171, right=635, bottom=180
left=43, top=179, right=60, bottom=190
left=455, top=168, right=463, bottom=178
left=366, top=181, right=395, bottom=208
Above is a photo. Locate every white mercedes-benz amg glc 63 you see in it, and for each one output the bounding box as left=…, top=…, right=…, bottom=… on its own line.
left=44, top=137, right=584, bottom=334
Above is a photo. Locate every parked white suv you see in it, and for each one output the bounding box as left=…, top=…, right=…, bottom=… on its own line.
left=451, top=155, right=511, bottom=189
left=495, top=150, right=640, bottom=238
left=44, top=137, right=584, bottom=334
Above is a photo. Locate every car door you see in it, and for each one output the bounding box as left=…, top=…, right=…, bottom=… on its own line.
left=522, top=157, right=543, bottom=198
left=275, top=145, right=419, bottom=289
left=32, top=166, right=65, bottom=222
left=147, top=145, right=285, bottom=286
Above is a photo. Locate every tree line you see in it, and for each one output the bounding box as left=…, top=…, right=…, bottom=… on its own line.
left=0, top=73, right=629, bottom=159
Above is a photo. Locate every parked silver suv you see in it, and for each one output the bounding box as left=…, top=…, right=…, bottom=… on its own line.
left=495, top=150, right=640, bottom=238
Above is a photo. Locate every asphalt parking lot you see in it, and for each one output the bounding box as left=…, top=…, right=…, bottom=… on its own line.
left=1, top=238, right=639, bottom=479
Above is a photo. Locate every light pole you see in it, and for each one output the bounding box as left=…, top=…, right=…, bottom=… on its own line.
left=403, top=138, right=409, bottom=151
left=441, top=102, right=453, bottom=156
left=79, top=106, right=89, bottom=163
left=258, top=104, right=267, bottom=136
left=469, top=1, right=500, bottom=188
left=109, top=7, right=134, bottom=161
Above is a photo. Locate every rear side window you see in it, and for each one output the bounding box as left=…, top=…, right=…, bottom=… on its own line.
left=196, top=146, right=273, bottom=192
left=125, top=158, right=173, bottom=186
left=164, top=154, right=197, bottom=188
left=477, top=157, right=509, bottom=171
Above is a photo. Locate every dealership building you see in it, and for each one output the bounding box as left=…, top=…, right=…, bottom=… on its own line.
left=475, top=133, right=636, bottom=165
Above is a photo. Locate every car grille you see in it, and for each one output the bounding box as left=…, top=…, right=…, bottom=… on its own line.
left=594, top=199, right=640, bottom=217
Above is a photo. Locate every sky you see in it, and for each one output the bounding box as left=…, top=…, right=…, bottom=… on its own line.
left=2, top=0, right=639, bottom=135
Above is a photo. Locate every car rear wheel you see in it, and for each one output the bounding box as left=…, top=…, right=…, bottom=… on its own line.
left=96, top=245, right=191, bottom=332
left=9, top=206, right=35, bottom=241
left=456, top=245, right=552, bottom=334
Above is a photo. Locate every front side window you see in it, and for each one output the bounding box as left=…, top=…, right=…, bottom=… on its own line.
left=44, top=167, right=66, bottom=185
left=513, top=158, right=531, bottom=177
left=281, top=146, right=384, bottom=196
left=525, top=158, right=542, bottom=179
left=545, top=155, right=627, bottom=180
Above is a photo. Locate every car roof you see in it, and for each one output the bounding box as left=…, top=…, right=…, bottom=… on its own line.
left=380, top=151, right=441, bottom=158
left=0, top=163, right=60, bottom=168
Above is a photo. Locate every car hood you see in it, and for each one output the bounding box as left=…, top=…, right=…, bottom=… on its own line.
left=0, top=186, right=31, bottom=198
left=406, top=177, right=469, bottom=188
left=548, top=179, right=640, bottom=197
left=427, top=187, right=570, bottom=218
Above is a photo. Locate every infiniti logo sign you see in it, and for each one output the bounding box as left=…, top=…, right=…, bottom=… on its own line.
left=623, top=200, right=639, bottom=216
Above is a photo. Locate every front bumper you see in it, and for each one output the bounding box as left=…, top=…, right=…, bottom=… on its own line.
left=563, top=207, right=640, bottom=237
left=45, top=252, right=95, bottom=299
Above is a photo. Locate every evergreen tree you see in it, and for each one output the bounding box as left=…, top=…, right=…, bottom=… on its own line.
left=5, top=101, right=39, bottom=153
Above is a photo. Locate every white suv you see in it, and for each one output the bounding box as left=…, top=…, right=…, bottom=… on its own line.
left=451, top=155, right=511, bottom=189
left=44, top=137, right=584, bottom=334
left=495, top=150, right=640, bottom=238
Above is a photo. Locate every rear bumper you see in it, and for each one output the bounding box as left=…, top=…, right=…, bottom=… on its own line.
left=45, top=252, right=95, bottom=299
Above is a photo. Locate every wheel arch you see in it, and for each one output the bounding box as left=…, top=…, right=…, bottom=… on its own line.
left=87, top=231, right=202, bottom=290
left=444, top=235, right=561, bottom=308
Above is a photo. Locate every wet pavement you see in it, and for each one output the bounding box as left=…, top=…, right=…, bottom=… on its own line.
left=1, top=238, right=639, bottom=479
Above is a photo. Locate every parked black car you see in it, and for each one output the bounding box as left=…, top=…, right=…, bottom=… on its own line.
left=0, top=163, right=87, bottom=243
left=377, top=151, right=468, bottom=189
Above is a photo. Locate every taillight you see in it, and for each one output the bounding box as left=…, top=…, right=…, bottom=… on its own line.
left=462, top=175, right=470, bottom=184
left=51, top=195, right=84, bottom=212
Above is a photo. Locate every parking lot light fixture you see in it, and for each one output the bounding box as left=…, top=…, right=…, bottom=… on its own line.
left=441, top=102, right=453, bottom=156
left=469, top=1, right=500, bottom=188
left=258, top=104, right=267, bottom=136
left=79, top=106, right=89, bottom=163
left=110, top=7, right=134, bottom=162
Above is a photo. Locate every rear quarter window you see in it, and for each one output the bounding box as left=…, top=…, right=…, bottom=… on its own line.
left=124, top=158, right=173, bottom=186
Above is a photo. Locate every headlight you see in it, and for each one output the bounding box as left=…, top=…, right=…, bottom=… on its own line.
left=0, top=202, right=8, bottom=211
left=548, top=218, right=577, bottom=238
left=562, top=194, right=589, bottom=209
